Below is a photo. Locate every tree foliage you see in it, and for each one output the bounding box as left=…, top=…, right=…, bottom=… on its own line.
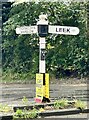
left=2, top=1, right=88, bottom=81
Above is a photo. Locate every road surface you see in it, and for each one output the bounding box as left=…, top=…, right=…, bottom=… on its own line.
left=0, top=83, right=88, bottom=104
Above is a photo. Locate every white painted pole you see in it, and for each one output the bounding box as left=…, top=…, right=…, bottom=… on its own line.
left=39, top=37, right=46, bottom=73
left=37, top=14, right=48, bottom=73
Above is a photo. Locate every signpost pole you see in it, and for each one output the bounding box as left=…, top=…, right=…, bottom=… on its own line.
left=35, top=15, right=50, bottom=103
left=39, top=37, right=46, bottom=102
left=39, top=37, right=46, bottom=73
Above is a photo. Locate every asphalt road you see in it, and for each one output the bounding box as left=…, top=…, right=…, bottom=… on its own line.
left=0, top=83, right=88, bottom=104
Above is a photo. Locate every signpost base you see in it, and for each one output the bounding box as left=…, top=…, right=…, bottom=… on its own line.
left=35, top=73, right=50, bottom=103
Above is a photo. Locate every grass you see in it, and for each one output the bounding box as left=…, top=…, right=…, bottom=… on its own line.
left=1, top=72, right=87, bottom=84
left=74, top=99, right=87, bottom=110
left=2, top=71, right=35, bottom=83
left=1, top=69, right=87, bottom=84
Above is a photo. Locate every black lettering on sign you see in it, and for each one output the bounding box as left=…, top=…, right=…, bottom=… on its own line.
left=56, top=28, right=58, bottom=32
left=63, top=28, right=65, bottom=32
left=56, top=27, right=70, bottom=33
left=63, top=28, right=70, bottom=33
left=41, top=49, right=45, bottom=60
left=67, top=28, right=70, bottom=33
left=56, top=28, right=62, bottom=32
left=59, top=28, right=62, bottom=32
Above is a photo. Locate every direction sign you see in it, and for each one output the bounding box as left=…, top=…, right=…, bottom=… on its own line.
left=16, top=26, right=37, bottom=34
left=49, top=25, right=79, bottom=35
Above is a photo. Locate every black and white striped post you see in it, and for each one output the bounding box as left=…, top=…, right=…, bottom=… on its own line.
left=37, top=15, right=48, bottom=73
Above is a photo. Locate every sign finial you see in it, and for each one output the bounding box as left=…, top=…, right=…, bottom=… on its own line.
left=39, top=14, right=47, bottom=21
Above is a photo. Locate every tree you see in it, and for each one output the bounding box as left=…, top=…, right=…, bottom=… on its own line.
left=2, top=2, right=12, bottom=23
left=2, top=1, right=88, bottom=81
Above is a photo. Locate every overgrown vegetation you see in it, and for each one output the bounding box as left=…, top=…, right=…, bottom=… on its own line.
left=0, top=104, right=12, bottom=113
left=12, top=98, right=87, bottom=119
left=22, top=96, right=29, bottom=105
left=74, top=99, right=86, bottom=110
left=13, top=108, right=38, bottom=119
left=2, top=1, right=88, bottom=82
left=54, top=99, right=69, bottom=109
left=0, top=98, right=87, bottom=118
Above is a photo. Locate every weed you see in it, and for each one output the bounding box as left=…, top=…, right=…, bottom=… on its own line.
left=0, top=104, right=12, bottom=113
left=54, top=99, right=69, bottom=109
left=22, top=96, right=29, bottom=105
left=74, top=99, right=86, bottom=110
left=13, top=108, right=38, bottom=119
left=26, top=108, right=38, bottom=118
left=39, top=107, right=45, bottom=112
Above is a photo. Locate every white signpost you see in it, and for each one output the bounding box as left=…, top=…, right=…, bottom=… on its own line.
left=16, top=25, right=79, bottom=35
left=16, top=26, right=37, bottom=34
left=49, top=25, right=79, bottom=35
left=16, top=14, right=80, bottom=103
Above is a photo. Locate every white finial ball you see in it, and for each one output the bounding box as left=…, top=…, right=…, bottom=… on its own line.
left=39, top=14, right=47, bottom=20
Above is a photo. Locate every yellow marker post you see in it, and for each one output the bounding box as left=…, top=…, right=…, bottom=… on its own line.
left=45, top=73, right=49, bottom=98
left=35, top=73, right=50, bottom=103
left=35, top=74, right=43, bottom=103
